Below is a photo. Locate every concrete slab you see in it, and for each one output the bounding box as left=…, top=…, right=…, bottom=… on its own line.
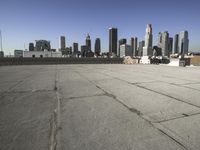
left=0, top=91, right=56, bottom=150
left=138, top=82, right=200, bottom=107
left=159, top=114, right=200, bottom=150
left=75, top=72, right=113, bottom=82
left=11, top=69, right=55, bottom=92
left=182, top=83, right=200, bottom=91
left=1, top=64, right=200, bottom=150
left=94, top=78, right=200, bottom=122
left=60, top=95, right=185, bottom=150
left=58, top=69, right=104, bottom=99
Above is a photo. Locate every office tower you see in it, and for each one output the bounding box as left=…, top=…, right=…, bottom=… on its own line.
left=153, top=46, right=162, bottom=56
left=179, top=31, right=189, bottom=55
left=138, top=40, right=145, bottom=56
left=130, top=37, right=138, bottom=56
left=86, top=33, right=91, bottom=51
left=81, top=45, right=90, bottom=57
left=145, top=24, right=153, bottom=48
left=120, top=44, right=132, bottom=58
left=109, top=28, right=118, bottom=55
left=29, top=43, right=34, bottom=51
left=35, top=40, right=51, bottom=51
left=157, top=31, right=169, bottom=56
left=173, top=34, right=179, bottom=54
left=168, top=37, right=173, bottom=55
left=143, top=24, right=153, bottom=56
left=118, top=38, right=127, bottom=56
left=0, top=51, right=4, bottom=58
left=73, top=43, right=78, bottom=54
left=59, top=36, right=66, bottom=51
left=94, top=38, right=101, bottom=55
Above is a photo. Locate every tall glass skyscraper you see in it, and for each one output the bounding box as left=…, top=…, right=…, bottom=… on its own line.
left=130, top=37, right=138, bottom=56
left=144, top=24, right=153, bottom=48
left=86, top=33, right=91, bottom=51
left=118, top=38, right=126, bottom=56
left=95, top=38, right=101, bottom=55
left=73, top=43, right=78, bottom=54
left=179, top=31, right=189, bottom=55
left=143, top=24, right=153, bottom=56
left=157, top=31, right=169, bottom=57
left=173, top=34, right=179, bottom=54
left=59, top=36, right=66, bottom=51
left=109, top=28, right=118, bottom=55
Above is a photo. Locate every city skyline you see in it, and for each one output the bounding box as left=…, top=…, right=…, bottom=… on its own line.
left=0, top=0, right=200, bottom=55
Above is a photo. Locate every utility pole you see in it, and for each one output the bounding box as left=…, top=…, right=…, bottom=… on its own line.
left=0, top=30, right=3, bottom=51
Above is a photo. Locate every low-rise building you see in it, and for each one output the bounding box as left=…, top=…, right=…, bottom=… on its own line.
left=23, top=50, right=62, bottom=58
left=14, top=50, right=23, bottom=57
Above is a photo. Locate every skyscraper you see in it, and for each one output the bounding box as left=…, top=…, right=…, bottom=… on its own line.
left=73, top=43, right=78, bottom=54
left=118, top=39, right=127, bottom=56
left=145, top=24, right=153, bottom=48
left=86, top=33, right=91, bottom=51
left=29, top=43, right=34, bottom=51
left=59, top=36, right=66, bottom=51
left=138, top=40, right=145, bottom=56
left=157, top=31, right=169, bottom=57
left=120, top=44, right=132, bottom=57
left=173, top=34, right=179, bottom=54
left=109, top=28, right=118, bottom=55
left=94, top=38, right=101, bottom=55
left=143, top=24, right=153, bottom=56
left=179, top=31, right=189, bottom=55
left=168, top=37, right=173, bottom=55
left=130, top=37, right=138, bottom=57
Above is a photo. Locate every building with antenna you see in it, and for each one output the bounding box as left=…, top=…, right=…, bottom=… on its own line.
left=0, top=30, right=4, bottom=57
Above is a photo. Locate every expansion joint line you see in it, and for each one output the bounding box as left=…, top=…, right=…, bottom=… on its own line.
left=49, top=65, right=61, bottom=150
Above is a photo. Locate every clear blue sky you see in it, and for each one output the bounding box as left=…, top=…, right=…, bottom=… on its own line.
left=0, top=0, right=200, bottom=55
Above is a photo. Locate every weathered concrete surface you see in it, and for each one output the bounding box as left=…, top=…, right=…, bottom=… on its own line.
left=0, top=91, right=56, bottom=150
left=60, top=95, right=183, bottom=150
left=0, top=64, right=200, bottom=150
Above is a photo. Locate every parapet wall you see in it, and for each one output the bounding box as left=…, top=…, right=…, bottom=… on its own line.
left=0, top=58, right=123, bottom=65
left=190, top=56, right=200, bottom=66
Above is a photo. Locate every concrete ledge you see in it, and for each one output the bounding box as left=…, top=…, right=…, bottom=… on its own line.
left=0, top=58, right=123, bottom=65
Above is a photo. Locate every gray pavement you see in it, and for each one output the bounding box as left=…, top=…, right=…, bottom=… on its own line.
left=0, top=64, right=200, bottom=150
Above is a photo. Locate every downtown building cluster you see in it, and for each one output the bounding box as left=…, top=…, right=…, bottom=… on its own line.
left=56, top=24, right=189, bottom=59
left=109, top=24, right=189, bottom=59
left=12, top=24, right=189, bottom=59
left=58, top=34, right=101, bottom=58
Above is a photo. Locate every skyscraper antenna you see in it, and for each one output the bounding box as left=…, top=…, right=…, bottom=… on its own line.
left=0, top=30, right=3, bottom=51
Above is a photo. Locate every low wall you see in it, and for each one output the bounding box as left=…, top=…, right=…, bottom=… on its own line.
left=0, top=57, right=123, bottom=65
left=190, top=56, right=200, bottom=66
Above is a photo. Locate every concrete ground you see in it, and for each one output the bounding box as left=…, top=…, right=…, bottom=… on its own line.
left=0, top=64, right=200, bottom=150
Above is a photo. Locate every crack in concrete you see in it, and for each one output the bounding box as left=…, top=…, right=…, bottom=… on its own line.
left=66, top=93, right=106, bottom=100
left=49, top=65, right=61, bottom=150
left=155, top=112, right=200, bottom=124
left=135, top=84, right=200, bottom=109
left=0, top=89, right=54, bottom=94
left=49, top=110, right=57, bottom=150
left=7, top=67, right=44, bottom=91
